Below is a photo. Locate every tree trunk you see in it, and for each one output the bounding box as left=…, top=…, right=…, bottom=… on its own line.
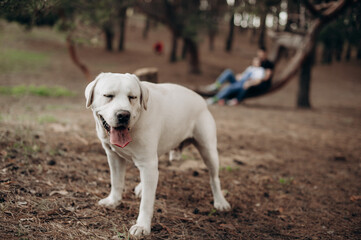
left=66, top=35, right=91, bottom=82
left=133, top=67, right=158, bottom=83
left=285, top=0, right=299, bottom=32
left=357, top=41, right=361, bottom=59
left=334, top=39, right=343, bottom=61
left=181, top=38, right=188, bottom=60
left=169, top=31, right=178, bottom=62
left=103, top=24, right=114, bottom=52
left=209, top=30, right=216, bottom=51
left=335, top=47, right=342, bottom=61
left=258, top=11, right=267, bottom=49
left=297, top=47, right=315, bottom=108
left=118, top=7, right=127, bottom=52
left=321, top=43, right=333, bottom=64
left=185, top=38, right=201, bottom=74
left=142, top=17, right=150, bottom=39
left=249, top=27, right=257, bottom=44
left=345, top=42, right=351, bottom=61
left=225, top=13, right=234, bottom=52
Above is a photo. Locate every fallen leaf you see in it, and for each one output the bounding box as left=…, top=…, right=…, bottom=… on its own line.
left=46, top=181, right=53, bottom=186
left=0, top=150, right=7, bottom=157
left=64, top=206, right=75, bottom=212
left=220, top=224, right=236, bottom=230
left=233, top=180, right=241, bottom=185
left=350, top=196, right=361, bottom=202
left=73, top=133, right=89, bottom=145
left=49, top=190, right=69, bottom=196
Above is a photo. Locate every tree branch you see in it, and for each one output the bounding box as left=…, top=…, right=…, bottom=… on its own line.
left=303, top=0, right=350, bottom=20
left=303, top=0, right=323, bottom=17
left=66, top=35, right=91, bottom=82
left=322, top=0, right=350, bottom=20
left=267, top=0, right=352, bottom=94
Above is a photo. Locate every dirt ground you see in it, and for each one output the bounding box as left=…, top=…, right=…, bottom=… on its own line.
left=0, top=20, right=360, bottom=240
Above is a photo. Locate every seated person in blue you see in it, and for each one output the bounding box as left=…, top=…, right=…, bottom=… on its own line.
left=206, top=47, right=274, bottom=106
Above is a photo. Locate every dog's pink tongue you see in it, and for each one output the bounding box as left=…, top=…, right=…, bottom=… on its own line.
left=110, top=127, right=132, bottom=148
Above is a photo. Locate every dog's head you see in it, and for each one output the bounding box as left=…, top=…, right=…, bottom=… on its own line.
left=85, top=73, right=149, bottom=148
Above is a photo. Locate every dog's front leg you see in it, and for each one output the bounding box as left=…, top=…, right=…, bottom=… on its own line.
left=98, top=146, right=126, bottom=209
left=130, top=159, right=158, bottom=237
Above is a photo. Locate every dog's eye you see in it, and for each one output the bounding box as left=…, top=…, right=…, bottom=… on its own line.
left=128, top=96, right=137, bottom=101
left=103, top=94, right=114, bottom=99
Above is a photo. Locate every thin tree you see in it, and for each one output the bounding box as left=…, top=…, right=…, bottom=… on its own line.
left=137, top=0, right=204, bottom=73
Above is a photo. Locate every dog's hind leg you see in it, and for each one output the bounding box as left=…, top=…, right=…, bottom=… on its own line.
left=169, top=149, right=182, bottom=161
left=193, top=110, right=231, bottom=211
left=134, top=182, right=142, bottom=198
left=169, top=138, right=193, bottom=161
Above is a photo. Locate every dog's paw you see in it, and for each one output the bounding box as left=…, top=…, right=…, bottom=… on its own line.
left=214, top=199, right=231, bottom=212
left=129, top=224, right=150, bottom=237
left=134, top=183, right=142, bottom=198
left=98, top=196, right=121, bottom=209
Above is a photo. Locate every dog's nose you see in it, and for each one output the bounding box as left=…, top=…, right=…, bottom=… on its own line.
left=116, top=111, right=130, bottom=124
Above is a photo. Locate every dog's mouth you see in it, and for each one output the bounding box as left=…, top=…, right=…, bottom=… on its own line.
left=99, top=115, right=132, bottom=148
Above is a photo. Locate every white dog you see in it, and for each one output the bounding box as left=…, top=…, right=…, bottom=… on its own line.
left=85, top=73, right=230, bottom=237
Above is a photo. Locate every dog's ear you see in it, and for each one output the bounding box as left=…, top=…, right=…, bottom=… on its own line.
left=132, top=74, right=149, bottom=111
left=85, top=73, right=102, bottom=108
left=140, top=82, right=149, bottom=110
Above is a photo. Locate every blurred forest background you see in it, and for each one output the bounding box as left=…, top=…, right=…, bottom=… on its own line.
left=1, top=0, right=360, bottom=108
left=0, top=0, right=360, bottom=239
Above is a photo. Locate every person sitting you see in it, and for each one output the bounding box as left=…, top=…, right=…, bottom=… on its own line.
left=205, top=47, right=274, bottom=106
left=207, top=57, right=265, bottom=105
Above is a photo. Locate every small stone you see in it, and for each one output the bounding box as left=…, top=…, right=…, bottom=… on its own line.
left=47, top=160, right=56, bottom=166
left=334, top=156, right=346, bottom=162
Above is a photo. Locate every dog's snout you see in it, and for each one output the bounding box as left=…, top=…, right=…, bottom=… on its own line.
left=116, top=111, right=130, bottom=124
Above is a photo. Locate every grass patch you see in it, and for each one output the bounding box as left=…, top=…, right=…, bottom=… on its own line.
left=181, top=154, right=191, bottom=160
left=279, top=177, right=294, bottom=185
left=13, top=142, right=40, bottom=155
left=0, top=48, right=49, bottom=73
left=38, top=115, right=57, bottom=124
left=208, top=209, right=217, bottom=216
left=0, top=85, right=75, bottom=97
left=45, top=104, right=80, bottom=111
left=220, top=166, right=240, bottom=172
left=113, top=225, right=131, bottom=240
left=48, top=147, right=66, bottom=157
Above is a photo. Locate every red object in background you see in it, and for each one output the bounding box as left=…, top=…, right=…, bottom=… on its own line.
left=153, top=41, right=163, bottom=55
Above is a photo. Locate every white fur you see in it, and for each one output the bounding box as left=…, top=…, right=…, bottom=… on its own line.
left=85, top=72, right=230, bottom=237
